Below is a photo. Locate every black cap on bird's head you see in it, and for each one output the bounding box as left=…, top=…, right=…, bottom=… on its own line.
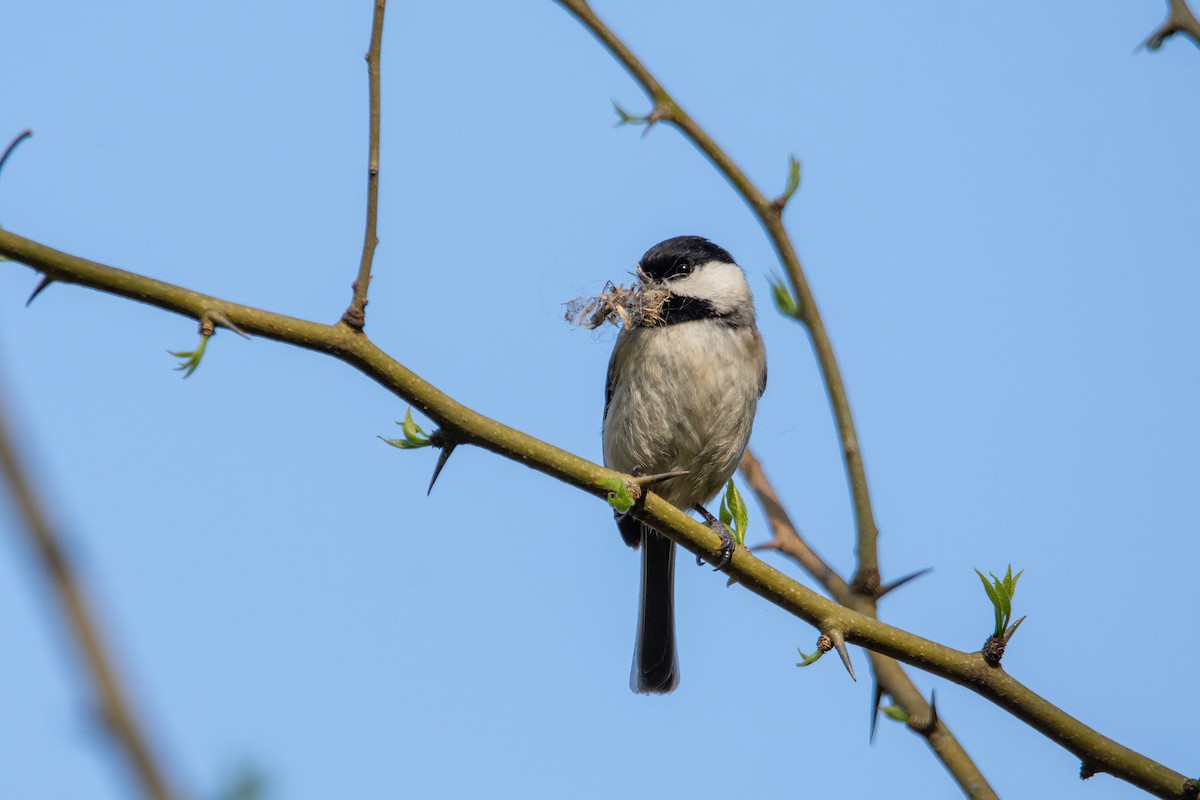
left=638, top=236, right=735, bottom=283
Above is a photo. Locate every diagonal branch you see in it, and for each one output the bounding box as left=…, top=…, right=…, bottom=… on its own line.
left=0, top=382, right=183, bottom=800
left=553, top=0, right=881, bottom=594
left=341, top=0, right=387, bottom=331
left=741, top=449, right=995, bottom=800
left=1143, top=0, right=1200, bottom=51
left=0, top=228, right=1193, bottom=799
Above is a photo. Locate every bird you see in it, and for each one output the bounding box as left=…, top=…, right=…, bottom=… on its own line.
left=602, top=235, right=767, bottom=694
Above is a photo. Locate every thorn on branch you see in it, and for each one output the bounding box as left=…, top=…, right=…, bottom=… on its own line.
left=426, top=434, right=457, bottom=495
left=1002, top=614, right=1026, bottom=643
left=26, top=274, right=56, bottom=306
left=628, top=469, right=688, bottom=489
left=828, top=629, right=856, bottom=682
left=869, top=681, right=884, bottom=743
left=1080, top=760, right=1103, bottom=781
left=0, top=129, right=33, bottom=179
left=877, top=566, right=934, bottom=599
left=209, top=310, right=249, bottom=339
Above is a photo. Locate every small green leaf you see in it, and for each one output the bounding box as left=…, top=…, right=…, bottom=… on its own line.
left=780, top=154, right=802, bottom=206
left=795, top=646, right=824, bottom=668
left=976, top=565, right=1023, bottom=638
left=731, top=483, right=748, bottom=537
left=600, top=477, right=636, bottom=514
left=721, top=479, right=749, bottom=546
left=612, top=100, right=647, bottom=127
left=168, top=334, right=209, bottom=379
left=881, top=704, right=910, bottom=723
left=379, top=408, right=431, bottom=449
left=767, top=273, right=800, bottom=319
left=975, top=568, right=1004, bottom=637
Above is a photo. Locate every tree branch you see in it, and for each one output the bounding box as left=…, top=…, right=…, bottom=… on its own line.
left=1143, top=0, right=1200, bottom=51
left=0, top=380, right=183, bottom=800
left=0, top=229, right=1192, bottom=798
left=553, top=0, right=881, bottom=594
left=341, top=0, right=386, bottom=331
left=741, top=449, right=995, bottom=800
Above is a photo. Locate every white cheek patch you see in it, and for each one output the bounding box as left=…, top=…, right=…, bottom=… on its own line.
left=671, top=261, right=752, bottom=314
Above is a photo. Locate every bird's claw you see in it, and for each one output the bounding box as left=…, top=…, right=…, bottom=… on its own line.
left=693, top=508, right=736, bottom=571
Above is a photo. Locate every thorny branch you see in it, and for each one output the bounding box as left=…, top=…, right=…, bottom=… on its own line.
left=0, top=228, right=1194, bottom=798
left=740, top=450, right=995, bottom=800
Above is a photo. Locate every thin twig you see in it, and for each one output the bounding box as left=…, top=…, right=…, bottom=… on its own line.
left=1143, top=0, right=1200, bottom=50
left=341, top=0, right=386, bottom=331
left=0, top=383, right=182, bottom=800
left=0, top=129, right=33, bottom=179
left=0, top=228, right=1192, bottom=798
left=740, top=449, right=996, bottom=799
left=553, top=0, right=881, bottom=594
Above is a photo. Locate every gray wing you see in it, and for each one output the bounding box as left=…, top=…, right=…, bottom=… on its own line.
left=603, top=331, right=628, bottom=423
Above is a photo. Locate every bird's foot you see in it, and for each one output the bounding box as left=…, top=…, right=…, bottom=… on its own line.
left=693, top=505, right=736, bottom=571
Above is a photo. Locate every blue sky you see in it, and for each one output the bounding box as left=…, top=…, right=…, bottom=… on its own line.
left=2, top=2, right=1198, bottom=798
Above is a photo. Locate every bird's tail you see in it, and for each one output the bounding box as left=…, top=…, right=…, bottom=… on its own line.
left=631, top=528, right=679, bottom=693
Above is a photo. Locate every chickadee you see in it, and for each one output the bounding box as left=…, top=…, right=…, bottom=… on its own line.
left=602, top=235, right=767, bottom=694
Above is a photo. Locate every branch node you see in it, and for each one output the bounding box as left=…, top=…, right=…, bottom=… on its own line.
left=1182, top=778, right=1200, bottom=799
left=907, top=689, right=938, bottom=735
left=341, top=284, right=369, bottom=331
left=1080, top=760, right=1104, bottom=781
left=981, top=635, right=1007, bottom=667
left=851, top=567, right=880, bottom=597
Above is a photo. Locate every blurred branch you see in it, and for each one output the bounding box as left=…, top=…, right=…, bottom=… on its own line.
left=553, top=0, right=882, bottom=594
left=741, top=450, right=995, bottom=800
left=341, top=0, right=386, bottom=331
left=0, top=229, right=1192, bottom=798
left=1142, top=0, right=1200, bottom=51
left=0, top=383, right=183, bottom=800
